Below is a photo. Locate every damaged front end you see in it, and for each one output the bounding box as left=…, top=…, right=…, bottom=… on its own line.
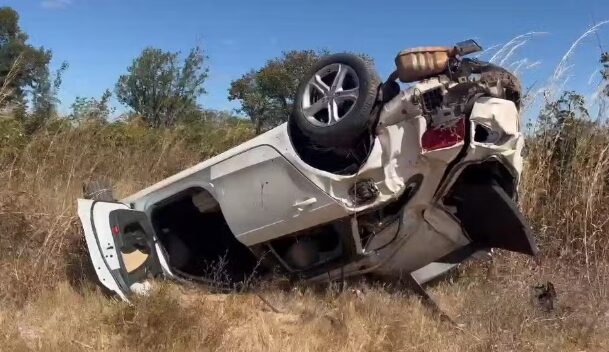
left=303, top=49, right=537, bottom=283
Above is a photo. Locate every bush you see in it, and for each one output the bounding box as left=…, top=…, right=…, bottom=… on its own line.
left=0, top=115, right=26, bottom=159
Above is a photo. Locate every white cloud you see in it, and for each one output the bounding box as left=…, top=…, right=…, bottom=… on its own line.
left=41, top=0, right=73, bottom=9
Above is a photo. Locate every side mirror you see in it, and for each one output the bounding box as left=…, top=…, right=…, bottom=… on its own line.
left=454, top=40, right=483, bottom=56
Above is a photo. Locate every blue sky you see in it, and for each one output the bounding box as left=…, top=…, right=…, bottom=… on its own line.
left=4, top=0, right=609, bottom=116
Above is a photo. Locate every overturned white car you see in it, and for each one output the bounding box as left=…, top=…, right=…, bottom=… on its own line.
left=78, top=40, right=537, bottom=301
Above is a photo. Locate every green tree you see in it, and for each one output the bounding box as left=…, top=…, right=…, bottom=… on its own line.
left=228, top=50, right=325, bottom=134
left=115, top=46, right=208, bottom=127
left=28, top=61, right=68, bottom=129
left=69, top=89, right=114, bottom=123
left=0, top=7, right=52, bottom=111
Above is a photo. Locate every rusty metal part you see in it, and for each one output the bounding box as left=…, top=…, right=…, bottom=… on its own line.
left=395, top=47, right=455, bottom=83
left=459, top=59, right=522, bottom=109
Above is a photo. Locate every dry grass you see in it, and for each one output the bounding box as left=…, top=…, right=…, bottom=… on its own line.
left=1, top=113, right=608, bottom=351
left=1, top=258, right=607, bottom=351
left=520, top=120, right=609, bottom=265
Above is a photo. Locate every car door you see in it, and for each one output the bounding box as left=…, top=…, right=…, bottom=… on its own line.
left=77, top=199, right=168, bottom=301
left=208, top=145, right=349, bottom=246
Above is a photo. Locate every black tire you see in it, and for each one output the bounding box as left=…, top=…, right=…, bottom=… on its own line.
left=83, top=178, right=114, bottom=201
left=290, top=53, right=381, bottom=148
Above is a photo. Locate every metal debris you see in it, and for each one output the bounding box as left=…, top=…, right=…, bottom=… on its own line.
left=531, top=281, right=557, bottom=312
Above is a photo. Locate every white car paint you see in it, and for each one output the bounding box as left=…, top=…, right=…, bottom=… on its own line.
left=78, top=77, right=525, bottom=300
left=77, top=200, right=131, bottom=301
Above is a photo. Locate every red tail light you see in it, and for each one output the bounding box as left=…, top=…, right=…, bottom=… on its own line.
left=422, top=117, right=466, bottom=151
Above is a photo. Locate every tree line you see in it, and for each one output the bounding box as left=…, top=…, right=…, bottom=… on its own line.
left=0, top=7, right=331, bottom=134
left=1, top=6, right=608, bottom=136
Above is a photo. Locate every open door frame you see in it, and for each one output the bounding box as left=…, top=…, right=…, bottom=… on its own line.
left=77, top=199, right=166, bottom=301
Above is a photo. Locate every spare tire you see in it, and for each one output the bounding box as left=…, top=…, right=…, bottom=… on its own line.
left=290, top=53, right=381, bottom=148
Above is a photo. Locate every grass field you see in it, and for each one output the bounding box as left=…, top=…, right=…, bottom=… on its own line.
left=0, top=116, right=608, bottom=351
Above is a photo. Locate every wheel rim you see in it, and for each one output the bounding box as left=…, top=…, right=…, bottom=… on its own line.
left=301, top=63, right=360, bottom=127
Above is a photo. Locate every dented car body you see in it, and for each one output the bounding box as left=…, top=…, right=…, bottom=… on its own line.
left=78, top=40, right=537, bottom=300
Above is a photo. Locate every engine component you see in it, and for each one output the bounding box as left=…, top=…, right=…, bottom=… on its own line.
left=348, top=178, right=379, bottom=205
left=421, top=87, right=444, bottom=113
left=395, top=47, right=452, bottom=83
left=453, top=59, right=522, bottom=109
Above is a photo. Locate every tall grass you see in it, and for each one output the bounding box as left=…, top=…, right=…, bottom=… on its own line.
left=521, top=122, right=609, bottom=262
left=0, top=117, right=254, bottom=306
left=1, top=32, right=609, bottom=350
left=0, top=107, right=607, bottom=350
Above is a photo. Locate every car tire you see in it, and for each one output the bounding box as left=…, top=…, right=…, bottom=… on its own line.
left=291, top=53, right=381, bottom=148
